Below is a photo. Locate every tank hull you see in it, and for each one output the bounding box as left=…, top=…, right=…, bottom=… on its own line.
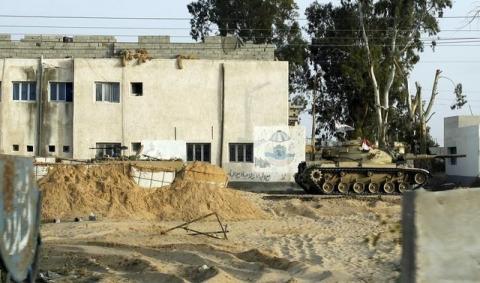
left=295, top=161, right=430, bottom=195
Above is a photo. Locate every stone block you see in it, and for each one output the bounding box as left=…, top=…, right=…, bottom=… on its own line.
left=401, top=188, right=480, bottom=282
left=0, top=34, right=11, bottom=41
left=138, top=36, right=170, bottom=44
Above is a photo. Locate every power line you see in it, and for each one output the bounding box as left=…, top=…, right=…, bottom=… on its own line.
left=0, top=14, right=477, bottom=20
left=2, top=23, right=480, bottom=33
left=2, top=33, right=480, bottom=42
left=0, top=24, right=190, bottom=30
left=0, top=42, right=480, bottom=49
left=0, top=38, right=480, bottom=48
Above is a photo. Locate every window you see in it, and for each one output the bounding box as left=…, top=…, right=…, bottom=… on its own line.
left=12, top=144, right=19, bottom=152
left=95, top=82, right=120, bottom=103
left=96, top=143, right=122, bottom=158
left=229, top=143, right=253, bottom=162
left=448, top=147, right=457, bottom=165
left=131, top=142, right=142, bottom=153
left=187, top=143, right=211, bottom=162
left=63, top=146, right=70, bottom=153
left=26, top=145, right=34, bottom=152
left=48, top=145, right=55, bottom=152
left=50, top=82, right=73, bottom=102
left=131, top=83, right=143, bottom=96
left=13, top=82, right=36, bottom=101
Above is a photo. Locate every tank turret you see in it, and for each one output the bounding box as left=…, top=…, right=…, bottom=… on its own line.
left=295, top=139, right=465, bottom=195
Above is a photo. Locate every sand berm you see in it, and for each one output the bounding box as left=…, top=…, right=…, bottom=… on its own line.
left=38, top=161, right=266, bottom=221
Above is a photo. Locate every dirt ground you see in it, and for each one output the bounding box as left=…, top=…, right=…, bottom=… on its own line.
left=39, top=194, right=402, bottom=283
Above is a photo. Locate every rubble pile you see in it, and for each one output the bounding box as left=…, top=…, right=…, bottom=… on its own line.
left=39, top=162, right=265, bottom=221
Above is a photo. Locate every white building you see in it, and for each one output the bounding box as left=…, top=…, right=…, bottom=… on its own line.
left=0, top=35, right=305, bottom=182
left=444, top=116, right=480, bottom=184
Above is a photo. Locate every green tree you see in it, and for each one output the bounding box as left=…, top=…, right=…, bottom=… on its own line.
left=357, top=0, right=452, bottom=147
left=187, top=0, right=308, bottom=94
left=305, top=2, right=374, bottom=140
left=304, top=0, right=453, bottom=148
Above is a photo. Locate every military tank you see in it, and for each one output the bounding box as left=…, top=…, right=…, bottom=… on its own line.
left=295, top=139, right=464, bottom=195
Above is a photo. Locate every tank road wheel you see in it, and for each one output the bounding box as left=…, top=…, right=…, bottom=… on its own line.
left=322, top=182, right=335, bottom=194
left=414, top=173, right=427, bottom=185
left=383, top=182, right=396, bottom=194
left=310, top=169, right=322, bottom=183
left=352, top=182, right=365, bottom=194
left=368, top=182, right=380, bottom=194
left=337, top=182, right=349, bottom=194
left=398, top=182, right=410, bottom=193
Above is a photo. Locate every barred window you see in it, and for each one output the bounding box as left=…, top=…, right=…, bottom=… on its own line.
left=229, top=143, right=253, bottom=162
left=50, top=82, right=73, bottom=102
left=95, top=82, right=120, bottom=103
left=13, top=82, right=36, bottom=101
left=187, top=143, right=211, bottom=162
left=96, top=143, right=122, bottom=158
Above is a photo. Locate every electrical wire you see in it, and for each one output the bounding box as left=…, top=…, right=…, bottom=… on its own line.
left=0, top=14, right=477, bottom=20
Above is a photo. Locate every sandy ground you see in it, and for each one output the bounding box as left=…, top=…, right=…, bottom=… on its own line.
left=39, top=194, right=402, bottom=283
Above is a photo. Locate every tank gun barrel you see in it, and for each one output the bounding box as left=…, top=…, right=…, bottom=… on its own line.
left=403, top=154, right=466, bottom=160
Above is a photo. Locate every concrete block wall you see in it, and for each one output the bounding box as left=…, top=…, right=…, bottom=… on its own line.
left=0, top=34, right=274, bottom=60
left=401, top=188, right=480, bottom=282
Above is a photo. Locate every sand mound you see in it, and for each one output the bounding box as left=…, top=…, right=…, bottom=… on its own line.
left=178, top=161, right=229, bottom=186
left=148, top=180, right=265, bottom=221
left=39, top=163, right=265, bottom=221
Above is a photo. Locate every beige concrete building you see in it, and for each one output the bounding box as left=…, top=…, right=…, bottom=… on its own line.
left=444, top=115, right=480, bottom=184
left=0, top=34, right=305, bottom=182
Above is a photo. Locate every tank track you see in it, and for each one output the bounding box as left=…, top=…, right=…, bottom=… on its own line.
left=295, top=164, right=430, bottom=195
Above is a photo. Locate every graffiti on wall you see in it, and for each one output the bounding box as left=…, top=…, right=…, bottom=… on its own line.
left=227, top=170, right=271, bottom=182
left=254, top=126, right=304, bottom=173
left=224, top=126, right=305, bottom=183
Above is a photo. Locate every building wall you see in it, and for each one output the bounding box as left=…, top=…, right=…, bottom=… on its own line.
left=40, top=59, right=74, bottom=157
left=72, top=58, right=291, bottom=162
left=444, top=116, right=480, bottom=178
left=73, top=58, right=224, bottom=160
left=0, top=58, right=73, bottom=158
left=0, top=34, right=274, bottom=61
left=0, top=56, right=303, bottom=181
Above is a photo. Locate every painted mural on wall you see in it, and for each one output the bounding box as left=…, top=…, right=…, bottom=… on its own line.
left=254, top=126, right=304, bottom=172
left=227, top=126, right=305, bottom=182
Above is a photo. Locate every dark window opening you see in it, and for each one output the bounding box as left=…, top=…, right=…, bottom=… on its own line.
left=63, top=146, right=70, bottom=153
left=95, top=82, right=120, bottom=103
left=12, top=144, right=19, bottom=152
left=448, top=147, right=457, bottom=165
left=131, top=82, right=143, bottom=96
left=13, top=82, right=36, bottom=101
left=229, top=143, right=254, bottom=163
left=50, top=82, right=73, bottom=102
left=26, top=145, right=34, bottom=152
left=96, top=143, right=122, bottom=158
left=131, top=142, right=142, bottom=153
left=48, top=145, right=55, bottom=152
left=186, top=143, right=211, bottom=163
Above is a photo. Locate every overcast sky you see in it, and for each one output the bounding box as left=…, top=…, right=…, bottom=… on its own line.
left=0, top=0, right=478, bottom=146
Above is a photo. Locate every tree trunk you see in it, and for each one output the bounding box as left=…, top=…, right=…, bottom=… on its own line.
left=311, top=89, right=316, bottom=161
left=415, top=83, right=427, bottom=154
left=358, top=1, right=384, bottom=147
